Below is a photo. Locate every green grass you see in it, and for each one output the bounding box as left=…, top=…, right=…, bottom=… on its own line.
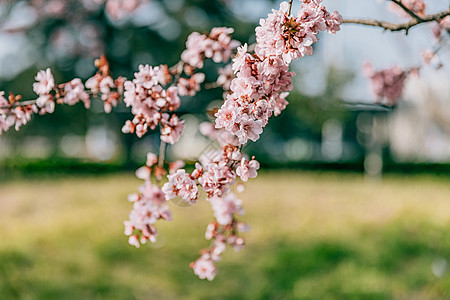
left=1, top=171, right=450, bottom=299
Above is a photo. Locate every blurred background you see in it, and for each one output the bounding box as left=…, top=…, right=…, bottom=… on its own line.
left=1, top=0, right=450, bottom=299
left=0, top=0, right=449, bottom=176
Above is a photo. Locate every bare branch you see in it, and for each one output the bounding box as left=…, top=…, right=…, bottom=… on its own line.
left=343, top=8, right=450, bottom=34
left=288, top=0, right=294, bottom=16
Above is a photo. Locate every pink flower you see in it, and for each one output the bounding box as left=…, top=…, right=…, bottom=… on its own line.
left=177, top=73, right=205, bottom=97
left=169, top=160, right=185, bottom=174
left=236, top=157, right=260, bottom=182
left=198, top=161, right=235, bottom=197
left=33, top=68, right=55, bottom=95
left=0, top=114, right=12, bottom=134
left=160, top=114, right=184, bottom=144
left=232, top=43, right=250, bottom=73
left=165, top=86, right=180, bottom=111
left=191, top=254, right=217, bottom=281
left=36, top=95, right=55, bottom=114
left=124, top=182, right=171, bottom=247
left=181, top=28, right=239, bottom=69
left=235, top=114, right=263, bottom=144
left=134, top=64, right=159, bottom=89
left=146, top=152, right=158, bottom=167
left=215, top=100, right=239, bottom=132
left=364, top=63, right=408, bottom=105
left=209, top=193, right=244, bottom=226
left=326, top=11, right=343, bottom=34
left=63, top=78, right=90, bottom=108
left=128, top=234, right=141, bottom=248
left=162, top=169, right=199, bottom=205
left=216, top=64, right=234, bottom=90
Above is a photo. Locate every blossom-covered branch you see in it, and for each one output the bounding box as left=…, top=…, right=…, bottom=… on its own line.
left=1, top=0, right=344, bottom=282
left=343, top=8, right=450, bottom=34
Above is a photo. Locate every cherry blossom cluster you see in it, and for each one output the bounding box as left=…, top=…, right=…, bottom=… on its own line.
left=120, top=63, right=185, bottom=142
left=124, top=152, right=186, bottom=248
left=1, top=1, right=343, bottom=282
left=363, top=63, right=411, bottom=105
left=0, top=93, right=37, bottom=133
left=0, top=56, right=126, bottom=135
left=85, top=56, right=125, bottom=113
left=121, top=27, right=240, bottom=142
left=363, top=3, right=450, bottom=105
left=214, top=0, right=342, bottom=144
left=161, top=143, right=259, bottom=280
left=181, top=27, right=240, bottom=69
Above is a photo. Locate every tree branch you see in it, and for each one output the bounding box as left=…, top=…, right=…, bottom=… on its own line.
left=343, top=8, right=450, bottom=34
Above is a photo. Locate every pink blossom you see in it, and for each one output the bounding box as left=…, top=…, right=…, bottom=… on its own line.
left=63, top=79, right=90, bottom=108
left=198, top=161, right=235, bottom=197
left=191, top=254, right=217, bottom=281
left=0, top=114, right=12, bottom=134
left=215, top=1, right=340, bottom=145
left=134, top=64, right=159, bottom=89
left=364, top=63, right=408, bottom=105
left=135, top=166, right=151, bottom=180
left=216, top=64, right=234, bottom=90
left=165, top=86, right=180, bottom=111
left=162, top=169, right=199, bottom=205
left=177, top=73, right=205, bottom=97
left=205, top=223, right=217, bottom=240
left=215, top=100, right=239, bottom=132
left=124, top=182, right=171, bottom=247
left=33, top=68, right=55, bottom=95
left=0, top=91, right=7, bottom=107
left=327, top=11, right=343, bottom=34
left=146, top=152, right=158, bottom=167
left=181, top=28, right=239, bottom=69
left=160, top=114, right=184, bottom=144
left=209, top=193, right=244, bottom=226
left=169, top=160, right=185, bottom=174
left=236, top=157, right=260, bottom=182
left=36, top=95, right=55, bottom=114
left=235, top=114, right=263, bottom=144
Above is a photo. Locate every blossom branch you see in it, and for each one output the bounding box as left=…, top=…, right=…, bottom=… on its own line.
left=343, top=8, right=450, bottom=33
left=0, top=99, right=37, bottom=109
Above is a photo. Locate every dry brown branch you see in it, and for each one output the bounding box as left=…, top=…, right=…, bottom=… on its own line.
left=343, top=8, right=450, bottom=34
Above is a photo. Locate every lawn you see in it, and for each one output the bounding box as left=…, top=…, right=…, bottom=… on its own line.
left=1, top=171, right=450, bottom=299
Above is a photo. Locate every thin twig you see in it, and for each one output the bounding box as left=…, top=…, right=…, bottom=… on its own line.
left=0, top=99, right=37, bottom=110
left=158, top=141, right=166, bottom=168
left=390, top=0, right=423, bottom=21
left=343, top=8, right=450, bottom=34
left=288, top=0, right=294, bottom=16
